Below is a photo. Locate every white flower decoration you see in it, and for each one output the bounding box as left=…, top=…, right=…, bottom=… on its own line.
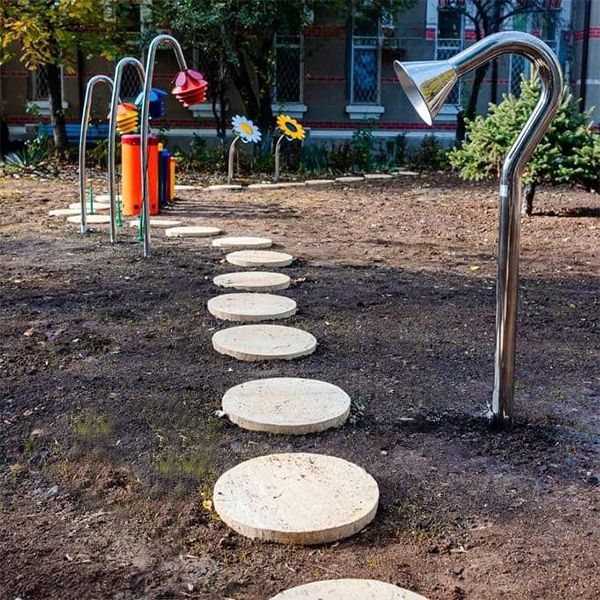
left=232, top=115, right=262, bottom=144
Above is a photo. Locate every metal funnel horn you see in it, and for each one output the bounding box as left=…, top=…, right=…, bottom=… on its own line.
left=393, top=60, right=458, bottom=125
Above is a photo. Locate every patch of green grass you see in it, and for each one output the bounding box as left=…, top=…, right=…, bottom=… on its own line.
left=72, top=411, right=114, bottom=440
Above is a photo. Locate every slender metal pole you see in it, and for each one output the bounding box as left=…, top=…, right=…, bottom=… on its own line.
left=139, top=35, right=188, bottom=258
left=107, top=57, right=145, bottom=244
left=274, top=134, right=285, bottom=182
left=78, top=74, right=113, bottom=235
left=227, top=136, right=241, bottom=184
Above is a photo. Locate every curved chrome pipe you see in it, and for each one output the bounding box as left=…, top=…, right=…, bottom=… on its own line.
left=395, top=32, right=563, bottom=426
left=139, top=35, right=188, bottom=257
left=274, top=134, right=285, bottom=183
left=227, top=136, right=241, bottom=184
left=78, top=74, right=114, bottom=235
left=107, top=57, right=145, bottom=243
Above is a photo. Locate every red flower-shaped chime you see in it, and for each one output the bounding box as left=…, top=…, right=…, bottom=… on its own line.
left=172, top=69, right=208, bottom=107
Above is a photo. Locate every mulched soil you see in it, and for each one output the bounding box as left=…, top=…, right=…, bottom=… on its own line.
left=0, top=173, right=598, bottom=600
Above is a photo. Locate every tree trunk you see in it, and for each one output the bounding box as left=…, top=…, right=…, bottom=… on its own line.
left=46, top=63, right=68, bottom=158
left=522, top=182, right=536, bottom=216
left=456, top=62, right=490, bottom=143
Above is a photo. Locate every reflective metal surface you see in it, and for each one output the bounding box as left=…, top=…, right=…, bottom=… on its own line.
left=78, top=75, right=114, bottom=235
left=227, top=136, right=241, bottom=184
left=139, top=35, right=188, bottom=258
left=395, top=32, right=563, bottom=426
left=107, top=57, right=145, bottom=243
left=274, top=134, right=285, bottom=182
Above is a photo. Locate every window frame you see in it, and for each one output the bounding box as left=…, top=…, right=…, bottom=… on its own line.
left=273, top=32, right=305, bottom=106
left=349, top=16, right=382, bottom=106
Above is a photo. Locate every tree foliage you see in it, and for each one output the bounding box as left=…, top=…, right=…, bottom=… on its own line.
left=0, top=0, right=127, bottom=155
left=449, top=75, right=600, bottom=214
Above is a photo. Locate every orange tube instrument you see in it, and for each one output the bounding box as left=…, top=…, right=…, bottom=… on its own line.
left=121, top=134, right=159, bottom=216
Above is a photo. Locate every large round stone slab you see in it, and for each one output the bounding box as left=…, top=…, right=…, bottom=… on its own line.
left=66, top=214, right=111, bottom=224
left=212, top=324, right=316, bottom=361
left=165, top=225, right=221, bottom=238
left=208, top=293, right=297, bottom=323
left=222, top=377, right=351, bottom=434
left=270, top=580, right=429, bottom=599
left=129, top=218, right=182, bottom=229
left=212, top=236, right=273, bottom=250
left=213, top=271, right=291, bottom=292
left=213, top=453, right=379, bottom=544
left=226, top=250, right=293, bottom=268
left=49, top=208, right=82, bottom=217
left=69, top=202, right=110, bottom=211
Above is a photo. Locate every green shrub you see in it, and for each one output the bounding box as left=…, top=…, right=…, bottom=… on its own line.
left=449, top=75, right=600, bottom=214
left=5, top=133, right=51, bottom=170
left=408, top=134, right=448, bottom=172
left=351, top=126, right=376, bottom=172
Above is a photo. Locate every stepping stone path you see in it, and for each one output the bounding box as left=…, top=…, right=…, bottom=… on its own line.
left=165, top=225, right=221, bottom=238
left=222, top=377, right=351, bottom=434
left=364, top=173, right=393, bottom=180
left=336, top=176, right=364, bottom=183
left=67, top=214, right=111, bottom=225
left=212, top=324, right=316, bottom=361
left=129, top=218, right=182, bottom=229
left=305, top=179, right=335, bottom=186
left=226, top=250, right=293, bottom=268
left=69, top=202, right=110, bottom=211
left=270, top=580, right=429, bottom=599
left=212, top=236, right=273, bottom=250
left=213, top=271, right=291, bottom=292
left=206, top=184, right=242, bottom=191
left=49, top=208, right=85, bottom=217
left=208, top=293, right=297, bottom=323
left=213, top=453, right=379, bottom=544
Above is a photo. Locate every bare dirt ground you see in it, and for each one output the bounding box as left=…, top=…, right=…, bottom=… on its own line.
left=0, top=173, right=598, bottom=600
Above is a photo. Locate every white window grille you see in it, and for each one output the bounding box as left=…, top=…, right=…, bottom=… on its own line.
left=350, top=15, right=381, bottom=105
left=274, top=34, right=303, bottom=104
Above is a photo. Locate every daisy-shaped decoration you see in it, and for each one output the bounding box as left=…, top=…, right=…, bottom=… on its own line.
left=277, top=114, right=305, bottom=141
left=232, top=115, right=262, bottom=144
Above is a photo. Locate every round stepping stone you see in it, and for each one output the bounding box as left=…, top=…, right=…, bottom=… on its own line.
left=305, top=179, right=335, bottom=186
left=165, top=225, right=221, bottom=238
left=212, top=324, right=316, bottom=361
left=206, top=184, right=242, bottom=191
left=49, top=208, right=82, bottom=217
left=213, top=453, right=379, bottom=545
left=66, top=214, right=111, bottom=225
left=336, top=176, right=364, bottom=183
left=222, top=377, right=351, bottom=434
left=213, top=271, right=290, bottom=292
left=208, top=293, right=296, bottom=323
left=129, top=218, right=182, bottom=229
left=69, top=202, right=110, bottom=211
left=94, top=194, right=111, bottom=202
left=226, top=250, right=293, bottom=268
left=364, top=173, right=393, bottom=180
left=212, top=236, right=272, bottom=250
left=270, top=580, right=429, bottom=599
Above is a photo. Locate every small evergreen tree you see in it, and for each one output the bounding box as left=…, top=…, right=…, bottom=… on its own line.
left=449, top=75, right=600, bottom=215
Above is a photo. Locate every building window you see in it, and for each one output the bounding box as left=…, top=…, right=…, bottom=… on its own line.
left=350, top=15, right=381, bottom=104
left=274, top=34, right=303, bottom=104
left=28, top=66, right=51, bottom=101
left=508, top=9, right=560, bottom=96
left=435, top=8, right=464, bottom=107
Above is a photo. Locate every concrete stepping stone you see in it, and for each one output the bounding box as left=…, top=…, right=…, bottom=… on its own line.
left=165, top=225, right=221, bottom=238
left=93, top=194, right=111, bottom=202
left=174, top=184, right=203, bottom=191
left=68, top=202, right=110, bottom=211
left=335, top=176, right=364, bottom=183
left=206, top=184, right=243, bottom=191
left=212, top=236, right=273, bottom=250
left=213, top=453, right=379, bottom=545
left=49, top=208, right=83, bottom=217
left=208, top=293, right=296, bottom=323
left=222, top=377, right=351, bottom=434
left=212, top=324, right=316, bottom=361
left=213, top=271, right=291, bottom=292
left=247, top=183, right=285, bottom=190
left=226, top=250, right=293, bottom=268
left=364, top=173, right=393, bottom=180
left=305, top=179, right=335, bottom=186
left=129, top=218, right=183, bottom=229
left=270, top=580, right=429, bottom=599
left=66, top=214, right=111, bottom=225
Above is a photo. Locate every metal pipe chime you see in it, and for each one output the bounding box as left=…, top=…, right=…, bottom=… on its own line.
left=107, top=57, right=145, bottom=243
left=139, top=35, right=188, bottom=258
left=393, top=31, right=562, bottom=427
left=78, top=74, right=114, bottom=235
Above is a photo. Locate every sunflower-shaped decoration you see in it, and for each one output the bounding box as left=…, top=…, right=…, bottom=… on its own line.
left=276, top=114, right=305, bottom=141
left=134, top=88, right=168, bottom=119
left=113, top=102, right=139, bottom=135
left=232, top=115, right=262, bottom=144
left=172, top=69, right=208, bottom=107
